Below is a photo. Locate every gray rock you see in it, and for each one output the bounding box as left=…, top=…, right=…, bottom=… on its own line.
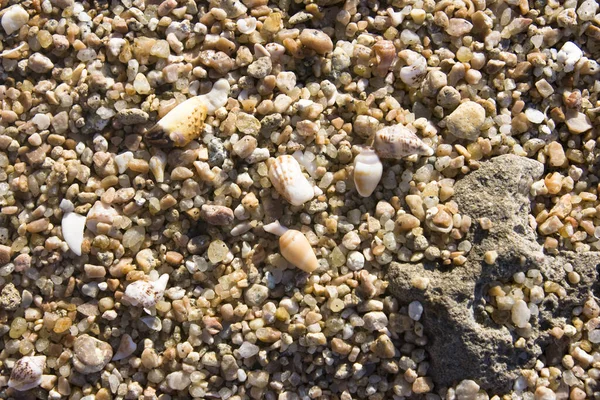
left=247, top=57, right=272, bottom=79
left=244, top=284, right=269, bottom=306
left=116, top=108, right=149, bottom=125
left=220, top=354, right=239, bottom=381
left=387, top=155, right=600, bottom=392
left=200, top=204, right=234, bottom=226
left=73, top=334, right=113, bottom=374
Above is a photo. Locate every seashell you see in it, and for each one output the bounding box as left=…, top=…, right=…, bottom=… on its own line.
left=122, top=274, right=169, bottom=311
left=398, top=49, right=427, bottom=87
left=353, top=147, right=383, bottom=197
left=267, top=155, right=315, bottom=206
left=112, top=334, right=137, bottom=361
left=373, top=124, right=433, bottom=159
left=425, top=206, right=453, bottom=233
left=237, top=17, right=257, bottom=34
left=145, top=79, right=230, bottom=147
left=86, top=201, right=119, bottom=234
left=62, top=212, right=86, bottom=256
left=372, top=40, right=396, bottom=77
left=263, top=221, right=318, bottom=273
left=149, top=150, right=167, bottom=183
left=8, top=356, right=46, bottom=391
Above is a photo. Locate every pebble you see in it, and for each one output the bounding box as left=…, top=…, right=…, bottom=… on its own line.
left=534, top=387, right=556, bottom=400
left=565, top=111, right=592, bottom=134
left=408, top=301, right=423, bottom=321
left=1, top=5, right=29, bottom=35
left=73, top=335, right=113, bottom=374
left=511, top=299, right=531, bottom=329
left=446, top=101, right=486, bottom=140
left=28, top=53, right=54, bottom=73
left=299, top=29, right=333, bottom=54
left=233, top=136, right=257, bottom=159
left=547, top=142, right=566, bottom=167
left=347, top=251, right=365, bottom=271
left=363, top=311, right=388, bottom=331
left=238, top=342, right=260, bottom=358
left=557, top=41, right=583, bottom=73
left=117, top=109, right=149, bottom=125
left=201, top=205, right=234, bottom=225
left=247, top=57, right=272, bottom=79
left=166, top=371, right=191, bottom=390
left=455, top=380, right=480, bottom=400
left=244, top=284, right=269, bottom=306
left=0, top=283, right=21, bottom=311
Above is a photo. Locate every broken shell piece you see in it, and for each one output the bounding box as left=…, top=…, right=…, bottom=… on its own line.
left=268, top=155, right=315, bottom=206
left=8, top=356, right=46, bottom=391
left=372, top=40, right=396, bottom=77
left=86, top=201, right=119, bottom=234
left=425, top=206, right=453, bottom=233
left=112, top=334, right=137, bottom=361
left=122, top=274, right=169, bottom=311
left=263, top=221, right=318, bottom=273
left=145, top=79, right=230, bottom=147
left=62, top=212, right=86, bottom=256
left=373, top=124, right=433, bottom=159
left=353, top=147, right=383, bottom=197
left=149, top=150, right=167, bottom=183
left=398, top=49, right=427, bottom=87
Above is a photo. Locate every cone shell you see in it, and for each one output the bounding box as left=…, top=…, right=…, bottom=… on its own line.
left=8, top=356, right=46, bottom=391
left=145, top=79, right=230, bottom=147
left=279, top=229, right=318, bottom=273
left=145, top=96, right=208, bottom=147
left=353, top=147, right=383, bottom=197
left=268, top=155, right=315, bottom=206
left=373, top=124, right=434, bottom=159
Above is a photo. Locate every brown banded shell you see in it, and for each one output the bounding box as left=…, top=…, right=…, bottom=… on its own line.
left=267, top=155, right=315, bottom=206
left=373, top=124, right=434, bottom=159
left=279, top=229, right=318, bottom=273
left=353, top=147, right=383, bottom=197
left=8, top=356, right=46, bottom=391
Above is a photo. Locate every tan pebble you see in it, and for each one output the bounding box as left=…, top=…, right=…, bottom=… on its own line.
left=395, top=214, right=420, bottom=232
left=53, top=317, right=72, bottom=334
left=26, top=218, right=49, bottom=233
left=84, top=264, right=106, bottom=279
left=547, top=142, right=566, bottom=167
left=484, top=250, right=498, bottom=265
left=165, top=251, right=183, bottom=265
left=200, top=204, right=234, bottom=226
left=412, top=377, right=434, bottom=394
left=405, top=195, right=425, bottom=220
left=298, top=29, right=333, bottom=55
left=538, top=215, right=563, bottom=235
left=331, top=338, right=352, bottom=355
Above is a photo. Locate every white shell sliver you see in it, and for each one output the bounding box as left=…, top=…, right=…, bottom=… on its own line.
left=122, top=274, right=169, bottom=311
left=62, top=212, right=86, bottom=256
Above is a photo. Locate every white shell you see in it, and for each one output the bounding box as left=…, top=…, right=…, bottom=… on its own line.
left=122, top=274, right=169, bottom=311
left=62, top=212, right=86, bottom=256
left=8, top=356, right=46, bottom=391
left=149, top=150, right=167, bottom=183
left=268, top=155, right=315, bottom=206
left=112, top=334, right=137, bottom=361
left=353, top=147, right=383, bottom=197
left=373, top=124, right=433, bottom=159
left=398, top=49, right=427, bottom=87
left=86, top=201, right=119, bottom=234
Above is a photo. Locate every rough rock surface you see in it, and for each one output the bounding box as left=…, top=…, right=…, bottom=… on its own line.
left=387, top=155, right=600, bottom=392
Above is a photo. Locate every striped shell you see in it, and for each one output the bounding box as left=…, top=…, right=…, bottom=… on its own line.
left=8, top=356, right=45, bottom=391
left=268, top=155, right=315, bottom=206
left=145, top=79, right=230, bottom=147
left=353, top=147, right=383, bottom=197
left=280, top=229, right=318, bottom=273
left=373, top=124, right=433, bottom=159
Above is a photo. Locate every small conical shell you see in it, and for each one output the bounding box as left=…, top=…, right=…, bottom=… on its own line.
left=122, top=274, right=169, bottom=310
left=268, top=155, right=315, bottom=206
left=279, top=229, right=318, bottom=273
left=145, top=79, right=230, bottom=147
left=353, top=147, right=383, bottom=197
left=8, top=356, right=46, bottom=391
left=373, top=124, right=433, bottom=159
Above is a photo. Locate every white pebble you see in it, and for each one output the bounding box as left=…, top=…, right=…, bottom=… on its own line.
left=511, top=299, right=531, bottom=328
left=1, top=5, right=29, bottom=35
left=557, top=41, right=583, bottom=73
left=408, top=301, right=423, bottom=321
left=525, top=109, right=545, bottom=124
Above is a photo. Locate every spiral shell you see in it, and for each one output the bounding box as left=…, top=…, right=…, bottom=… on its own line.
left=268, top=155, right=315, bottom=206
left=8, top=356, right=45, bottom=391
left=122, top=274, right=169, bottom=311
left=145, top=79, right=230, bottom=147
left=353, top=147, right=383, bottom=197
left=279, top=229, right=318, bottom=273
left=373, top=124, right=433, bottom=159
